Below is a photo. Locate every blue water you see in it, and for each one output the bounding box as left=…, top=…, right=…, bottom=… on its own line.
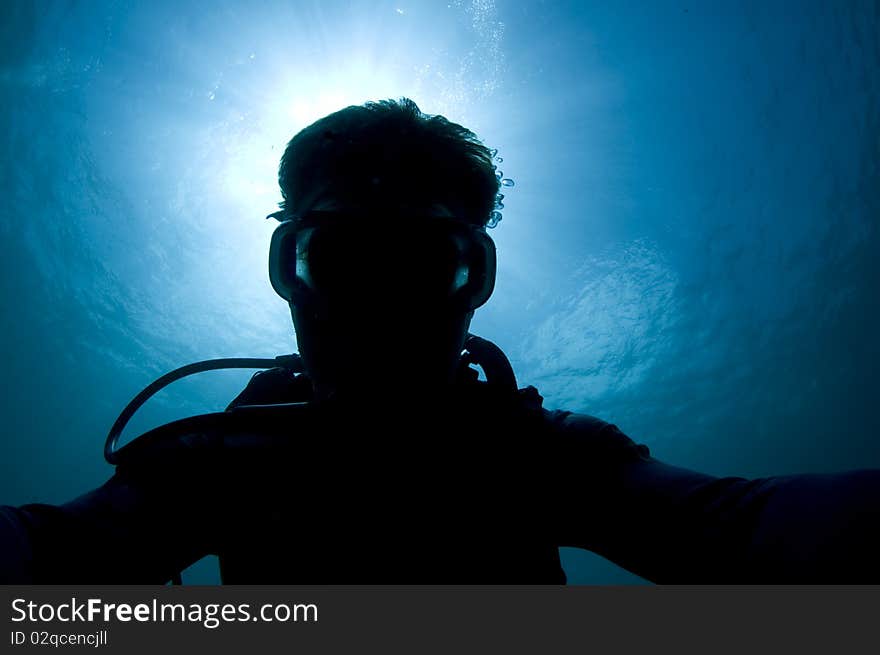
left=0, top=1, right=877, bottom=584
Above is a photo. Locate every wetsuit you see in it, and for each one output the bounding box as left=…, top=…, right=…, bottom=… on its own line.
left=1, top=368, right=879, bottom=583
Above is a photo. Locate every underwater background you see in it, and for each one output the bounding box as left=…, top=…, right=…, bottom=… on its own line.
left=0, top=0, right=877, bottom=584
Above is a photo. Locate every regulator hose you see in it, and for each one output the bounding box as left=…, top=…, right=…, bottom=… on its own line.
left=104, top=355, right=304, bottom=465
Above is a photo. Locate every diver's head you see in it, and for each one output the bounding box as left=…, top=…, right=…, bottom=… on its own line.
left=268, top=98, right=501, bottom=400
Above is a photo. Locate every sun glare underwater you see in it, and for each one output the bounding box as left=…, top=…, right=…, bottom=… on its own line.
left=0, top=1, right=878, bottom=583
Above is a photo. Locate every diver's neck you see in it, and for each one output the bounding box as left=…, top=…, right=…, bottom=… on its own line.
left=312, top=374, right=458, bottom=405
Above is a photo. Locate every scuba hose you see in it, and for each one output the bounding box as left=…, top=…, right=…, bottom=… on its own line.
left=104, top=355, right=304, bottom=465
left=104, top=335, right=515, bottom=465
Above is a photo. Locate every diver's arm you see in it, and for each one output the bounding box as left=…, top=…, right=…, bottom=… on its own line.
left=0, top=470, right=215, bottom=584
left=556, top=414, right=880, bottom=583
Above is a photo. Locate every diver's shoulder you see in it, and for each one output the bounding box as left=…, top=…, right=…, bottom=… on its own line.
left=500, top=380, right=650, bottom=460
left=541, top=406, right=652, bottom=462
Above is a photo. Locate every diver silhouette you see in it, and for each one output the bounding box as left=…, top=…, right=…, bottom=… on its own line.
left=2, top=98, right=879, bottom=583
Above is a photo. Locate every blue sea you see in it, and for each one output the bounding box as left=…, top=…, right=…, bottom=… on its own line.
left=0, top=0, right=877, bottom=583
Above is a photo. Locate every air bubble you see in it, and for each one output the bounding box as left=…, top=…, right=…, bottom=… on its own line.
left=489, top=148, right=498, bottom=157
left=494, top=156, right=503, bottom=163
left=495, top=170, right=503, bottom=179
left=487, top=210, right=503, bottom=228
left=501, top=178, right=514, bottom=187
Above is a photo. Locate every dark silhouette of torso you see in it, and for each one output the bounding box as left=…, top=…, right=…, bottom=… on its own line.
left=216, top=368, right=568, bottom=583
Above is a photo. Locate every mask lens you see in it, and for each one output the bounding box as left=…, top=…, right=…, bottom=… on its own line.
left=304, top=225, right=362, bottom=295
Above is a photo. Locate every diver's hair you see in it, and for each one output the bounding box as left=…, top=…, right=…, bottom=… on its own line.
left=278, top=98, right=500, bottom=226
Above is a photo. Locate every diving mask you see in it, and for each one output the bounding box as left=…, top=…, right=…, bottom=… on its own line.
left=268, top=210, right=496, bottom=311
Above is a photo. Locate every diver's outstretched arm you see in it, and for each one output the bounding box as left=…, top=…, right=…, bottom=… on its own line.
left=555, top=414, right=880, bottom=583
left=0, top=470, right=214, bottom=584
